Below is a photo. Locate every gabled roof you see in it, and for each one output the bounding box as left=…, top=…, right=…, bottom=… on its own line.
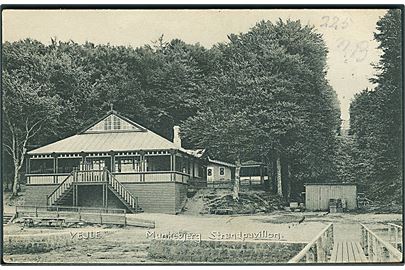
left=79, top=110, right=147, bottom=134
left=208, top=158, right=236, bottom=168
left=28, top=110, right=183, bottom=155
left=183, top=149, right=206, bottom=158
left=241, top=160, right=265, bottom=167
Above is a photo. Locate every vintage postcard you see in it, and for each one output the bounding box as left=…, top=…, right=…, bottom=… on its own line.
left=1, top=6, right=404, bottom=265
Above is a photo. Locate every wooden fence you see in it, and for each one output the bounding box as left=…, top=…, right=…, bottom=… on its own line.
left=288, top=223, right=334, bottom=263
left=360, top=223, right=403, bottom=262
left=15, top=205, right=155, bottom=228
left=16, top=205, right=127, bottom=226
left=206, top=179, right=264, bottom=189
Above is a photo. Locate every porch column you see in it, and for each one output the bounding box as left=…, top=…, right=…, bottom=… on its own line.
left=25, top=156, right=30, bottom=174
left=170, top=150, right=177, bottom=171
left=139, top=150, right=145, bottom=182
left=110, top=150, right=115, bottom=172
left=80, top=151, right=86, bottom=170
left=170, top=149, right=177, bottom=181
left=25, top=156, right=31, bottom=185
left=52, top=152, right=57, bottom=184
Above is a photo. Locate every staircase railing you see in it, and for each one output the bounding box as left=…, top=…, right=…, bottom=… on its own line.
left=47, top=167, right=140, bottom=212
left=47, top=171, right=75, bottom=206
left=106, top=170, right=138, bottom=211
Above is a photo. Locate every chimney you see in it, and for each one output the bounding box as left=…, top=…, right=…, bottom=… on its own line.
left=173, top=126, right=182, bottom=148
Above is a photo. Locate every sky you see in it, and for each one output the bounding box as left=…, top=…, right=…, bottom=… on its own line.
left=2, top=9, right=387, bottom=120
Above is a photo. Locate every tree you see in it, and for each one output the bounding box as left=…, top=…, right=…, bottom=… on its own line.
left=182, top=109, right=255, bottom=200
left=182, top=19, right=340, bottom=201
left=2, top=70, right=61, bottom=196
left=349, top=9, right=402, bottom=204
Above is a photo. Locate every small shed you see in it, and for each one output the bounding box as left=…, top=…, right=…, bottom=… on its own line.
left=304, top=183, right=357, bottom=211
left=207, top=158, right=235, bottom=183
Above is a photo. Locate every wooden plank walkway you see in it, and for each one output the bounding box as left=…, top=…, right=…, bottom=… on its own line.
left=330, top=241, right=368, bottom=263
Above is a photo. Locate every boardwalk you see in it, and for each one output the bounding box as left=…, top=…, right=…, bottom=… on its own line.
left=330, top=223, right=368, bottom=263
left=330, top=241, right=368, bottom=263
left=289, top=222, right=403, bottom=263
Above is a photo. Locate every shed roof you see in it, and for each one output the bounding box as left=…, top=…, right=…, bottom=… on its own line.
left=241, top=160, right=264, bottom=167
left=28, top=110, right=184, bottom=155
left=208, top=158, right=236, bottom=168
left=304, top=183, right=357, bottom=186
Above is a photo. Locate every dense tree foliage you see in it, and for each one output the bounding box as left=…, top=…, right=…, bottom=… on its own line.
left=349, top=9, right=402, bottom=204
left=3, top=19, right=343, bottom=201
left=182, top=20, right=341, bottom=200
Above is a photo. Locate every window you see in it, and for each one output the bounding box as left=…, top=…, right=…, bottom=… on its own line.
left=113, top=115, right=121, bottom=130
left=207, top=168, right=213, bottom=176
left=104, top=116, right=112, bottom=130
left=219, top=167, right=225, bottom=176
left=86, top=115, right=141, bottom=133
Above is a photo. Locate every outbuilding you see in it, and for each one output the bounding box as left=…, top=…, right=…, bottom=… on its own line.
left=206, top=158, right=235, bottom=183
left=304, top=183, right=357, bottom=211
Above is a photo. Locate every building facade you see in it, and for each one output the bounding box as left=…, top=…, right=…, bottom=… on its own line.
left=304, top=183, right=357, bottom=211
left=25, top=110, right=207, bottom=214
left=206, top=158, right=235, bottom=183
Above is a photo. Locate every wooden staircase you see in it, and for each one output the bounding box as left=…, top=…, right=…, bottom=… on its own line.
left=47, top=168, right=142, bottom=213
left=106, top=170, right=142, bottom=213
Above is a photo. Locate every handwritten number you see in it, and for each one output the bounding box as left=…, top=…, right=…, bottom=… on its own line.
left=355, top=41, right=369, bottom=62
left=329, top=16, right=339, bottom=30
left=320, top=16, right=329, bottom=28
left=320, top=16, right=352, bottom=30
left=337, top=39, right=369, bottom=63
left=337, top=39, right=350, bottom=52
left=341, top=17, right=352, bottom=30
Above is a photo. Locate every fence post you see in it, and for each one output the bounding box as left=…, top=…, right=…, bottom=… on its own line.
left=35, top=206, right=38, bottom=217
left=56, top=206, right=59, bottom=218
left=100, top=209, right=103, bottom=225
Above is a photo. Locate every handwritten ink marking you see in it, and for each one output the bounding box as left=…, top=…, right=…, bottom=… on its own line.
left=336, top=39, right=369, bottom=63
left=320, top=16, right=353, bottom=30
